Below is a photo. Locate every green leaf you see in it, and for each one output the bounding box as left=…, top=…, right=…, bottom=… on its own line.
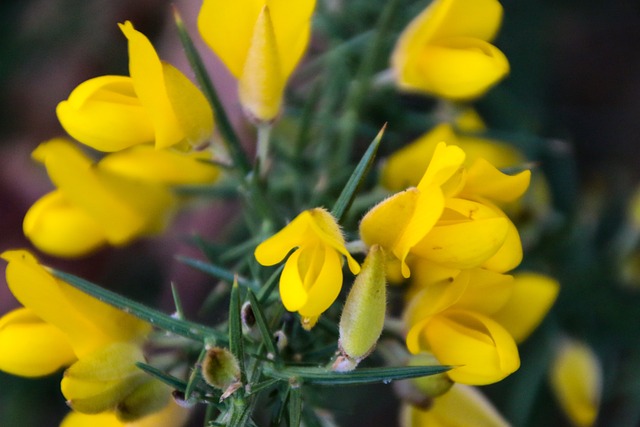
left=172, top=7, right=251, bottom=174
left=247, top=290, right=278, bottom=358
left=177, top=256, right=257, bottom=290
left=263, top=364, right=450, bottom=386
left=186, top=347, right=208, bottom=400
left=170, top=282, right=184, bottom=320
left=245, top=378, right=281, bottom=396
left=136, top=362, right=187, bottom=392
left=229, top=279, right=246, bottom=381
left=330, top=124, right=386, bottom=222
left=52, top=270, right=226, bottom=344
left=288, top=386, right=302, bottom=427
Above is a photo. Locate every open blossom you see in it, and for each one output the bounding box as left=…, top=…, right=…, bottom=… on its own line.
left=391, top=0, right=509, bottom=100
left=0, top=250, right=173, bottom=421
left=23, top=139, right=176, bottom=257
left=198, top=0, right=315, bottom=121
left=57, top=21, right=214, bottom=152
left=404, top=270, right=559, bottom=384
left=360, top=142, right=530, bottom=278
left=254, top=208, right=360, bottom=329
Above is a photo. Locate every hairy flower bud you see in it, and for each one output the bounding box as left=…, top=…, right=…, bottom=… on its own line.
left=337, top=245, right=387, bottom=369
left=201, top=347, right=241, bottom=390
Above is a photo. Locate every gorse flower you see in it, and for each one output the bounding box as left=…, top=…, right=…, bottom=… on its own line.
left=404, top=270, right=559, bottom=384
left=198, top=0, right=315, bottom=121
left=254, top=208, right=360, bottom=329
left=23, top=139, right=176, bottom=257
left=60, top=399, right=190, bottom=427
left=391, top=0, right=509, bottom=100
left=0, top=250, right=171, bottom=421
left=360, top=141, right=530, bottom=278
left=57, top=21, right=214, bottom=152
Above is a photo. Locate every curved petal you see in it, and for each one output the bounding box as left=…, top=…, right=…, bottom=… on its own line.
left=404, top=268, right=470, bottom=327
left=411, top=216, right=508, bottom=269
left=298, top=246, right=343, bottom=318
left=481, top=215, right=523, bottom=272
left=98, top=146, right=219, bottom=185
left=425, top=310, right=520, bottom=385
left=279, top=248, right=309, bottom=312
left=61, top=399, right=191, bottom=427
left=417, top=142, right=466, bottom=190
left=492, top=272, right=559, bottom=342
left=411, top=38, right=509, bottom=100
left=239, top=6, right=284, bottom=121
left=307, top=208, right=360, bottom=274
left=56, top=76, right=155, bottom=152
left=23, top=190, right=107, bottom=258
left=119, top=21, right=182, bottom=149
left=463, top=158, right=531, bottom=203
left=453, top=269, right=514, bottom=315
left=162, top=62, right=214, bottom=147
left=381, top=124, right=456, bottom=191
left=254, top=211, right=314, bottom=266
left=0, top=308, right=76, bottom=377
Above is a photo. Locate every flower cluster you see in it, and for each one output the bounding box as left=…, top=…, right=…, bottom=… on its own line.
left=0, top=0, right=587, bottom=426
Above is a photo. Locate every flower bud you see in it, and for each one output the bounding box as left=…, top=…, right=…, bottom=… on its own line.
left=201, top=346, right=241, bottom=390
left=409, top=353, right=453, bottom=398
left=337, top=245, right=386, bottom=369
left=116, top=378, right=171, bottom=422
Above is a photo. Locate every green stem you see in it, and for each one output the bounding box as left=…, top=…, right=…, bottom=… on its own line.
left=256, top=123, right=273, bottom=178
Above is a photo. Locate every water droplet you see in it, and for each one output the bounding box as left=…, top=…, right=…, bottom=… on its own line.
left=382, top=379, right=392, bottom=384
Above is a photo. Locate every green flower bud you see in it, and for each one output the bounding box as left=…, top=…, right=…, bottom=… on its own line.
left=116, top=378, right=171, bottom=422
left=409, top=353, right=453, bottom=398
left=337, top=245, right=386, bottom=369
left=201, top=346, right=241, bottom=390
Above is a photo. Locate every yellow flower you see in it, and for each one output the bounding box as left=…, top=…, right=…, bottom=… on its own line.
left=404, top=269, right=559, bottom=384
left=381, top=123, right=524, bottom=192
left=198, top=0, right=315, bottom=121
left=549, top=339, right=602, bottom=427
left=254, top=208, right=360, bottom=328
left=23, top=139, right=176, bottom=258
left=60, top=399, right=190, bottom=427
left=400, top=383, right=509, bottom=427
left=0, top=250, right=175, bottom=421
left=57, top=21, right=214, bottom=152
left=361, top=142, right=529, bottom=278
left=391, top=0, right=509, bottom=100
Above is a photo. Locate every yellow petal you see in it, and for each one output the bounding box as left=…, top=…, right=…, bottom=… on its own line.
left=238, top=6, right=284, bottom=121
left=162, top=62, right=214, bottom=147
left=61, top=411, right=124, bottom=427
left=412, top=211, right=509, bottom=270
left=417, top=142, right=465, bottom=190
left=492, top=272, right=559, bottom=343
left=307, top=208, right=359, bottom=274
left=404, top=269, right=470, bottom=328
left=198, top=0, right=315, bottom=79
left=119, top=21, right=183, bottom=149
left=410, top=38, right=509, bottom=100
left=37, top=139, right=175, bottom=245
left=298, top=245, right=343, bottom=318
left=424, top=310, right=520, bottom=385
left=255, top=211, right=316, bottom=266
left=456, top=134, right=524, bottom=170
left=550, top=339, right=601, bottom=427
left=1, top=250, right=149, bottom=357
left=56, top=76, right=155, bottom=152
left=98, top=146, right=219, bottom=185
left=453, top=269, right=514, bottom=315
left=0, top=308, right=76, bottom=377
left=462, top=158, right=531, bottom=203
left=279, top=248, right=309, bottom=312
left=23, top=190, right=107, bottom=258
left=381, top=124, right=456, bottom=191
left=400, top=383, right=509, bottom=427
left=481, top=214, right=523, bottom=272
left=61, top=399, right=191, bottom=427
